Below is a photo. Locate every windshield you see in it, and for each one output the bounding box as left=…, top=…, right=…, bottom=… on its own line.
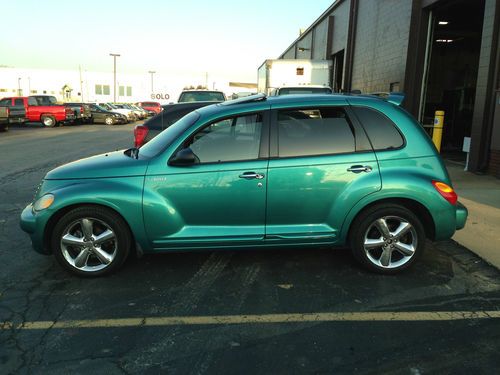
left=139, top=111, right=200, bottom=159
left=278, top=87, right=333, bottom=95
left=178, top=91, right=225, bottom=102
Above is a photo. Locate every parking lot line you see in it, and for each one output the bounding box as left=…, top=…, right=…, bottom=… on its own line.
left=2, top=311, right=500, bottom=330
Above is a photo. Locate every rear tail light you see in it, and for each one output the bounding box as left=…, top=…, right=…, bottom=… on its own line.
left=134, top=125, right=149, bottom=148
left=432, top=180, right=457, bottom=205
left=6, top=107, right=9, bottom=117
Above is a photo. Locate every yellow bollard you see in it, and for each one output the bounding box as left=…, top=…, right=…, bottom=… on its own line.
left=432, top=110, right=445, bottom=152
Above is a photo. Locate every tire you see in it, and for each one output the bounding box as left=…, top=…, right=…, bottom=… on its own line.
left=41, top=115, right=56, bottom=128
left=104, top=116, right=114, bottom=125
left=349, top=204, right=426, bottom=274
left=51, top=206, right=132, bottom=277
left=0, top=124, right=8, bottom=132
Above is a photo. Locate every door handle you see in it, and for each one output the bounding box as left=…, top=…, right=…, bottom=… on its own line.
left=347, top=165, right=372, bottom=173
left=239, top=172, right=265, bottom=180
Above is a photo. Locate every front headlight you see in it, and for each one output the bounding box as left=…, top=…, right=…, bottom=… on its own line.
left=33, top=194, right=55, bottom=212
left=114, top=113, right=121, bottom=117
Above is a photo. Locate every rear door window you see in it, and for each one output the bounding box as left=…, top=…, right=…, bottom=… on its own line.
left=277, top=107, right=369, bottom=157
left=351, top=107, right=404, bottom=150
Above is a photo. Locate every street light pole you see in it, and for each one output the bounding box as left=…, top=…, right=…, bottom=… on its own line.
left=148, top=71, right=156, bottom=94
left=109, top=53, right=120, bottom=102
left=17, top=78, right=21, bottom=96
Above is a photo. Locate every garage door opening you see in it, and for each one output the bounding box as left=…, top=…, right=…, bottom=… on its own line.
left=420, top=0, right=485, bottom=160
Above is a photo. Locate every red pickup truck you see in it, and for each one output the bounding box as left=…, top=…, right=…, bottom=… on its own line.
left=0, top=96, right=75, bottom=127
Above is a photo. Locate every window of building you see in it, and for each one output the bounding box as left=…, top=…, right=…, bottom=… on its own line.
left=119, top=86, right=125, bottom=96
left=277, top=107, right=358, bottom=157
left=103, top=85, right=110, bottom=95
left=95, top=85, right=103, bottom=95
left=187, top=113, right=263, bottom=163
left=0, top=89, right=7, bottom=92
left=351, top=107, right=404, bottom=150
left=126, top=86, right=132, bottom=97
left=30, top=90, right=38, bottom=94
left=296, top=67, right=304, bottom=76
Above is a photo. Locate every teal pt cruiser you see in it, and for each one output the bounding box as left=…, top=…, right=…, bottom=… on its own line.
left=20, top=94, right=468, bottom=277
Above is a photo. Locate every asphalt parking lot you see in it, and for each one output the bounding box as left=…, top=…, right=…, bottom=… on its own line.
left=1, top=124, right=500, bottom=374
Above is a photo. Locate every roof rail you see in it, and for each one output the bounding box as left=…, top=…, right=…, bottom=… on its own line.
left=220, top=93, right=267, bottom=106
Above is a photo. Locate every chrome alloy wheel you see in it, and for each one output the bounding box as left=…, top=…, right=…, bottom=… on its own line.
left=60, top=218, right=117, bottom=272
left=363, top=216, right=417, bottom=269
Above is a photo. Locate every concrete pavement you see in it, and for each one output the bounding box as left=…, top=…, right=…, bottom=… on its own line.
left=449, top=162, right=500, bottom=269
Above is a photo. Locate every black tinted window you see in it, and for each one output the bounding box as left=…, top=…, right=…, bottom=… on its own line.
left=14, top=99, right=24, bottom=106
left=187, top=114, right=262, bottom=163
left=277, top=107, right=356, bottom=157
left=352, top=107, right=404, bottom=150
left=0, top=99, right=10, bottom=106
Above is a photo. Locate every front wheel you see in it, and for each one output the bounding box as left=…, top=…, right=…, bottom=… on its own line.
left=104, top=116, right=114, bottom=125
left=51, top=206, right=131, bottom=277
left=349, top=204, right=426, bottom=274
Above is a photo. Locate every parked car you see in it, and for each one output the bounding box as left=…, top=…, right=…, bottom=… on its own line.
left=114, top=104, right=144, bottom=120
left=0, top=106, right=9, bottom=131
left=136, top=101, right=162, bottom=115
left=97, top=103, right=135, bottom=122
left=177, top=90, right=226, bottom=103
left=87, top=103, right=127, bottom=125
left=20, top=93, right=468, bottom=277
left=134, top=101, right=217, bottom=147
left=269, top=85, right=333, bottom=96
left=130, top=104, right=149, bottom=119
left=1, top=96, right=75, bottom=127
left=64, top=102, right=92, bottom=124
left=0, top=97, right=28, bottom=131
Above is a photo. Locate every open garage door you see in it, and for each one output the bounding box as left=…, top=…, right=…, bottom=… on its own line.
left=420, top=0, right=485, bottom=160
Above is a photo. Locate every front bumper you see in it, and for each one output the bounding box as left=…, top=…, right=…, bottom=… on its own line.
left=20, top=204, right=50, bottom=255
left=455, top=201, right=468, bottom=230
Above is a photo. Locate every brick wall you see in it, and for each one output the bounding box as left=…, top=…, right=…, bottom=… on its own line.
left=350, top=0, right=412, bottom=93
left=488, top=149, right=500, bottom=177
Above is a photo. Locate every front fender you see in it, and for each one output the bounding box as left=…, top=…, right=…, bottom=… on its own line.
left=38, top=177, right=150, bottom=253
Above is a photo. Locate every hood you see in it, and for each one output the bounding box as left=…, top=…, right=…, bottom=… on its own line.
left=45, top=150, right=149, bottom=180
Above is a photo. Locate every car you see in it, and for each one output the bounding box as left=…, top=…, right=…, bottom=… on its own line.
left=1, top=96, right=75, bottom=127
left=20, top=93, right=468, bottom=277
left=269, top=85, right=333, bottom=96
left=0, top=97, right=28, bottom=131
left=177, top=90, right=226, bottom=103
left=115, top=104, right=144, bottom=120
left=136, top=101, right=162, bottom=115
left=64, top=102, right=92, bottom=124
left=98, top=103, right=135, bottom=122
left=87, top=103, right=127, bottom=125
left=134, top=101, right=217, bottom=147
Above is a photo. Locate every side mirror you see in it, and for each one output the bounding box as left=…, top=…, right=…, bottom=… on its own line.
left=170, top=148, right=198, bottom=166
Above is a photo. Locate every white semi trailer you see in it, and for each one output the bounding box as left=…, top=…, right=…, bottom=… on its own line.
left=257, top=59, right=332, bottom=96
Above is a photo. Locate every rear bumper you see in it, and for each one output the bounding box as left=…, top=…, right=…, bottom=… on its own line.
left=455, top=201, right=468, bottom=230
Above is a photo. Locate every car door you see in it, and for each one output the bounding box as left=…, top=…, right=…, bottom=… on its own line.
left=143, top=110, right=270, bottom=250
left=265, top=102, right=381, bottom=244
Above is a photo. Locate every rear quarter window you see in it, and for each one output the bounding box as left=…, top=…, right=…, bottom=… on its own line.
left=352, top=106, right=404, bottom=150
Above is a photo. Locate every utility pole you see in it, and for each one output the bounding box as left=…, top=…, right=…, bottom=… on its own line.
left=17, top=78, right=21, bottom=96
left=205, top=72, right=208, bottom=89
left=79, top=65, right=84, bottom=103
left=148, top=70, right=156, bottom=94
left=109, top=53, right=120, bottom=102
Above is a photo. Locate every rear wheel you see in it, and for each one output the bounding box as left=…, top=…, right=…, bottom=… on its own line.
left=349, top=204, right=425, bottom=274
left=51, top=206, right=131, bottom=277
left=41, top=115, right=56, bottom=127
